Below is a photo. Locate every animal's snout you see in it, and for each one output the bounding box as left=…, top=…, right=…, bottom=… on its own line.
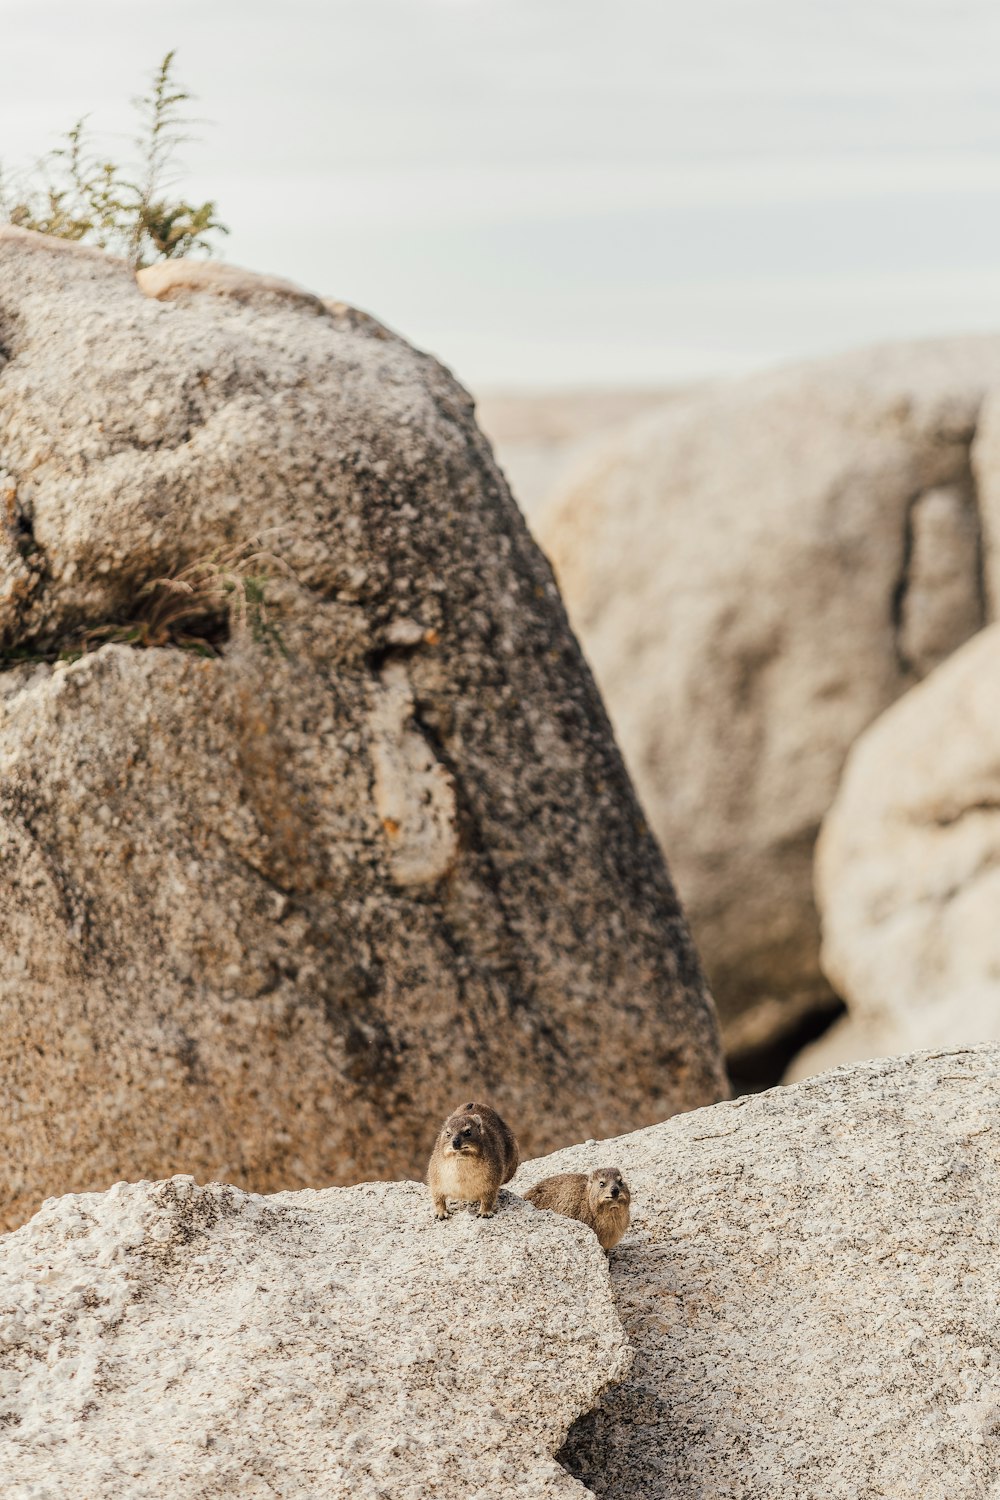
left=452, top=1134, right=464, bottom=1150
left=610, top=1185, right=620, bottom=1199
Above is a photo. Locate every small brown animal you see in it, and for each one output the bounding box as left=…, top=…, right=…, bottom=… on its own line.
left=524, top=1166, right=631, bottom=1250
left=427, top=1101, right=520, bottom=1219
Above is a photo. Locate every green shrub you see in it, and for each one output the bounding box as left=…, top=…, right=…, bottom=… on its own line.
left=0, top=51, right=227, bottom=268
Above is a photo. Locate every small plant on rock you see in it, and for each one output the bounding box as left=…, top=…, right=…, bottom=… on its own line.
left=86, top=538, right=292, bottom=656
left=0, top=537, right=292, bottom=668
left=0, top=51, right=227, bottom=268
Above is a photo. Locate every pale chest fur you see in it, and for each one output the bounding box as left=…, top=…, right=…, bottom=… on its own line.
left=434, top=1151, right=491, bottom=1201
left=592, top=1199, right=631, bottom=1250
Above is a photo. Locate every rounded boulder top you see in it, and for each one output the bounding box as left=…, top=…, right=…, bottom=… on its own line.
left=0, top=228, right=726, bottom=1228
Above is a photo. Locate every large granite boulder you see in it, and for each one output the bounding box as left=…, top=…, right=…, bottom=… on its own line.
left=790, top=623, right=1000, bottom=1079
left=0, top=1175, right=629, bottom=1496
left=516, top=1046, right=1000, bottom=1499
left=537, top=339, right=1000, bottom=1080
left=0, top=228, right=725, bottom=1230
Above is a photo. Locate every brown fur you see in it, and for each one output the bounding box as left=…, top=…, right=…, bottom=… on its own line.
left=427, top=1101, right=520, bottom=1219
left=524, top=1166, right=631, bottom=1250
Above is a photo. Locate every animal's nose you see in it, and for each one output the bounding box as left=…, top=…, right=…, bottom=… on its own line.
left=610, top=1185, right=620, bottom=1198
left=452, top=1135, right=463, bottom=1150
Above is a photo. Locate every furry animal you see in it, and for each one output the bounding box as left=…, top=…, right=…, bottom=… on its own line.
left=427, top=1101, right=519, bottom=1219
left=524, top=1166, right=631, bottom=1249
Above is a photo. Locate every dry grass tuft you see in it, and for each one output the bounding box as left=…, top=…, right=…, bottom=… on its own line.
left=0, top=536, right=294, bottom=668
left=86, top=537, right=293, bottom=655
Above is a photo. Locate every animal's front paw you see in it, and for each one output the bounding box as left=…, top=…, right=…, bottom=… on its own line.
left=477, top=1208, right=495, bottom=1219
left=435, top=1209, right=451, bottom=1220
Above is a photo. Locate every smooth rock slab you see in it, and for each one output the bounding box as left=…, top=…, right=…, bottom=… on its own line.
left=516, top=1047, right=1000, bottom=1499
left=0, top=1176, right=630, bottom=1498
left=792, top=623, right=1000, bottom=1079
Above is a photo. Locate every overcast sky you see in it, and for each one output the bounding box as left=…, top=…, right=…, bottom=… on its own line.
left=3, top=0, right=1000, bottom=389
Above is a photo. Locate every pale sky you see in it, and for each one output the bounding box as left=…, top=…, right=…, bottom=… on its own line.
left=2, top=0, right=1000, bottom=389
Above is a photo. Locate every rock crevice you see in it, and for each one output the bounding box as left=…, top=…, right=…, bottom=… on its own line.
left=518, top=1046, right=1000, bottom=1500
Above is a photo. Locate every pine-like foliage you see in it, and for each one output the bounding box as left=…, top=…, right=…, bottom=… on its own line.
left=0, top=51, right=228, bottom=268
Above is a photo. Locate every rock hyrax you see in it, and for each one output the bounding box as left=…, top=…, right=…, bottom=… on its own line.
left=427, top=1101, right=519, bottom=1219
left=524, top=1167, right=631, bottom=1249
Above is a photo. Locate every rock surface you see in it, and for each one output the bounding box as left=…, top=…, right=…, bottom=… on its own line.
left=0, top=1175, right=630, bottom=1497
left=791, top=624, right=1000, bottom=1079
left=516, top=1046, right=1000, bottom=1499
left=538, top=338, right=1000, bottom=1076
left=475, top=386, right=689, bottom=521
left=0, top=227, right=725, bottom=1230
left=975, top=385, right=1000, bottom=614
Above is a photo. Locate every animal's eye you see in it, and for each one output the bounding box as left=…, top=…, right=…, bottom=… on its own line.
left=599, top=1180, right=606, bottom=1187
left=463, top=1127, right=472, bottom=1136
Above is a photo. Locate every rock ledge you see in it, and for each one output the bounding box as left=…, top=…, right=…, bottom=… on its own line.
left=0, top=1175, right=630, bottom=1498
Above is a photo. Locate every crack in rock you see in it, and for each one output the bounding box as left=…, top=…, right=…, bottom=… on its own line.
left=0, top=477, right=47, bottom=648
left=893, top=482, right=985, bottom=679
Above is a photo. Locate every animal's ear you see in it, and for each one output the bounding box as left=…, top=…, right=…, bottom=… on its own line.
left=465, top=1101, right=475, bottom=1112
left=472, top=1113, right=483, bottom=1127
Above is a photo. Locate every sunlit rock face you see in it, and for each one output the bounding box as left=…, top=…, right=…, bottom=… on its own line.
left=0, top=1175, right=630, bottom=1497
left=0, top=229, right=725, bottom=1229
left=518, top=1046, right=1000, bottom=1500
